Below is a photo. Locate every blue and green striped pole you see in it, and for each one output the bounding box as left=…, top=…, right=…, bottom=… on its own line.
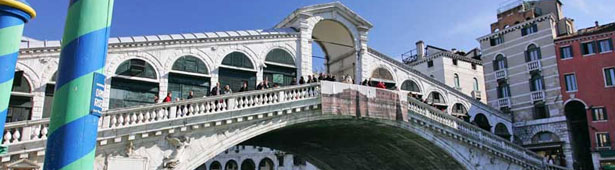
left=43, top=0, right=113, bottom=169
left=0, top=0, right=35, bottom=154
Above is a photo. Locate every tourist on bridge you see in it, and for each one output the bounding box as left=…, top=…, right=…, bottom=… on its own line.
left=210, top=82, right=221, bottom=96
left=187, top=91, right=194, bottom=99
left=223, top=85, right=232, bottom=94
left=239, top=81, right=249, bottom=92
left=163, top=92, right=172, bottom=102
left=318, top=73, right=325, bottom=81
left=291, top=77, right=298, bottom=85
left=344, top=74, right=353, bottom=84
left=311, top=75, right=318, bottom=83
left=154, top=95, right=159, bottom=103
left=376, top=81, right=386, bottom=89
left=299, top=76, right=306, bottom=84
left=307, top=75, right=313, bottom=83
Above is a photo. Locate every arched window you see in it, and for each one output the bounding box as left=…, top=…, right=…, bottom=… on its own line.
left=258, top=158, right=274, bottom=170
left=210, top=161, right=222, bottom=170
left=401, top=80, right=421, bottom=93
left=8, top=71, right=33, bottom=122
left=453, top=74, right=460, bottom=88
left=525, top=44, right=541, bottom=62
left=497, top=82, right=510, bottom=98
left=169, top=56, right=210, bottom=99
left=472, top=113, right=491, bottom=131
left=451, top=103, right=469, bottom=122
left=43, top=72, right=58, bottom=118
left=427, top=92, right=446, bottom=105
left=264, top=49, right=296, bottom=86
left=473, top=78, right=479, bottom=91
left=110, top=59, right=159, bottom=109
left=241, top=159, right=255, bottom=170
left=495, top=123, right=511, bottom=140
left=225, top=160, right=238, bottom=170
left=115, top=59, right=157, bottom=79
left=370, top=67, right=396, bottom=89
left=219, top=52, right=256, bottom=92
left=529, top=73, right=544, bottom=92
left=493, top=54, right=507, bottom=71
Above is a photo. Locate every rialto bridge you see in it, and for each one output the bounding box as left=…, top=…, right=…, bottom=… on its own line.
left=1, top=2, right=566, bottom=170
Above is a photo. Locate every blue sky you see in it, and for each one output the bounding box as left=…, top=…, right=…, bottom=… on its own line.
left=24, top=0, right=615, bottom=61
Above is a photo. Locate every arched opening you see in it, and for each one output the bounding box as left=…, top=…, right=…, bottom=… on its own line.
left=426, top=91, right=447, bottom=111
left=525, top=44, right=541, bottom=62
left=219, top=52, right=256, bottom=92
left=42, top=72, right=58, bottom=118
left=472, top=114, right=491, bottom=132
left=168, top=55, right=210, bottom=99
left=565, top=101, right=593, bottom=169
left=528, top=131, right=566, bottom=167
left=311, top=19, right=356, bottom=80
left=493, top=54, right=507, bottom=71
left=240, top=159, right=256, bottom=170
left=110, top=59, right=159, bottom=109
left=225, top=160, right=238, bottom=170
left=210, top=161, right=222, bottom=170
left=494, top=123, right=511, bottom=141
left=370, top=67, right=395, bottom=89
left=451, top=103, right=469, bottom=122
left=473, top=78, right=479, bottom=91
left=401, top=80, right=422, bottom=100
left=453, top=74, right=460, bottom=89
left=263, top=49, right=296, bottom=86
left=258, top=158, right=274, bottom=170
left=7, top=71, right=33, bottom=122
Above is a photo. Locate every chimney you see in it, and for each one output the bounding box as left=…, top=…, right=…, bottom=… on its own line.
left=451, top=48, right=457, bottom=53
left=416, top=40, right=425, bottom=59
left=595, top=21, right=600, bottom=28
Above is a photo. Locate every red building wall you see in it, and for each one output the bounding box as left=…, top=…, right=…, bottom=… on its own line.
left=555, top=30, right=615, bottom=151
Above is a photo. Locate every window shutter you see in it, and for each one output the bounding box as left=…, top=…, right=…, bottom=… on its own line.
left=532, top=24, right=538, bottom=32
left=594, top=41, right=600, bottom=53
left=490, top=38, right=495, bottom=46
left=497, top=86, right=502, bottom=98
left=541, top=76, right=546, bottom=89
left=529, top=79, right=535, bottom=91
left=605, top=108, right=609, bottom=120
left=493, top=61, right=497, bottom=71
left=537, top=49, right=542, bottom=59
left=525, top=51, right=530, bottom=62
left=521, top=27, right=527, bottom=36
left=559, top=47, right=565, bottom=59
left=610, top=39, right=614, bottom=51
left=582, top=43, right=587, bottom=54
left=504, top=58, right=508, bottom=68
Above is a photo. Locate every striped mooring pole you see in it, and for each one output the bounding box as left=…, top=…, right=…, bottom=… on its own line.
left=43, top=0, right=114, bottom=169
left=0, top=0, right=35, bottom=154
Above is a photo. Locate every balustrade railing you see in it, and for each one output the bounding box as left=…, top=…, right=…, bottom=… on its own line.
left=471, top=90, right=482, bottom=99
left=495, top=69, right=508, bottom=80
left=527, top=60, right=542, bottom=72
left=407, top=97, right=548, bottom=168
left=530, top=91, right=545, bottom=103
left=3, top=83, right=321, bottom=145
left=498, top=97, right=511, bottom=108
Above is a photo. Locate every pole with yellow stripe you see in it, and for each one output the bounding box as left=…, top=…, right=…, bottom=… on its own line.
left=43, top=0, right=113, bottom=169
left=0, top=0, right=35, bottom=154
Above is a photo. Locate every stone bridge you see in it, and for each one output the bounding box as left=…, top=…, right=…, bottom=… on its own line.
left=2, top=2, right=568, bottom=170
left=1, top=82, right=564, bottom=170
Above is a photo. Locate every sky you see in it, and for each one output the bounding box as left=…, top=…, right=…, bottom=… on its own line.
left=23, top=0, right=615, bottom=61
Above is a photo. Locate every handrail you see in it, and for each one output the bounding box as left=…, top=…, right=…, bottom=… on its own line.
left=367, top=48, right=512, bottom=121
left=406, top=96, right=549, bottom=168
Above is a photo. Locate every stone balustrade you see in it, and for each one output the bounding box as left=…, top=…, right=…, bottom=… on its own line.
left=2, top=119, right=49, bottom=145
left=527, top=60, right=542, bottom=72
left=495, top=69, right=508, bottom=80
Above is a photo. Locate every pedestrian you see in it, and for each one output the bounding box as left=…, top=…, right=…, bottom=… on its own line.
left=324, top=74, right=331, bottom=81
left=223, top=85, right=232, bottom=94
left=263, top=78, right=271, bottom=89
left=210, top=82, right=221, bottom=96
left=331, top=75, right=337, bottom=81
left=163, top=92, right=172, bottom=102
left=318, top=73, right=325, bottom=81
left=307, top=75, right=313, bottom=83
left=187, top=91, right=194, bottom=99
left=299, top=76, right=306, bottom=84
left=290, top=77, right=298, bottom=85
left=273, top=83, right=279, bottom=88
left=344, top=74, right=353, bottom=84
left=361, top=79, right=368, bottom=86
left=376, top=81, right=386, bottom=89
left=367, top=78, right=373, bottom=86
left=154, top=95, right=159, bottom=103
left=312, top=75, right=318, bottom=83
left=239, top=81, right=249, bottom=92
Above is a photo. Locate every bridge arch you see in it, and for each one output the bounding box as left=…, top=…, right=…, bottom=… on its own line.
left=258, top=157, right=274, bottom=170
left=240, top=159, right=256, bottom=170
left=472, top=113, right=492, bottom=132
left=311, top=19, right=357, bottom=79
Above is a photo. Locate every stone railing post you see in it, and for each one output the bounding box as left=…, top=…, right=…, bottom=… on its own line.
left=21, top=125, right=32, bottom=142
left=227, top=98, right=236, bottom=111
left=169, top=106, right=177, bottom=119
left=278, top=91, right=285, bottom=103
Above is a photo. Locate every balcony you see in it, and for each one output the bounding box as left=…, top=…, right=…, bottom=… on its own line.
left=530, top=91, right=545, bottom=103
left=472, top=90, right=482, bottom=99
left=498, top=97, right=511, bottom=108
left=495, top=69, right=508, bottom=80
left=527, top=60, right=542, bottom=72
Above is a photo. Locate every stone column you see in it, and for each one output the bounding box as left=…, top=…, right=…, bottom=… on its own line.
left=355, top=26, right=369, bottom=84
left=297, top=13, right=313, bottom=78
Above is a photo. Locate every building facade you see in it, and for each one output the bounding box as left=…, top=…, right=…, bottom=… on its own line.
left=555, top=22, right=615, bottom=169
left=405, top=41, right=487, bottom=115
left=477, top=0, right=575, bottom=168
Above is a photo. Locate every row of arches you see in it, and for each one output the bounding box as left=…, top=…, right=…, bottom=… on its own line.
left=197, top=158, right=274, bottom=170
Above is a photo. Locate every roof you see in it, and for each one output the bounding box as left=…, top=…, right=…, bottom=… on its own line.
left=556, top=22, right=615, bottom=41
left=275, top=2, right=373, bottom=29
left=20, top=28, right=298, bottom=49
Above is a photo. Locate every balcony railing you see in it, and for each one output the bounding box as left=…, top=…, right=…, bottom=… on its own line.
left=498, top=97, right=511, bottom=108
left=472, top=90, right=482, bottom=99
left=530, top=91, right=545, bottom=103
left=527, top=60, right=542, bottom=72
left=495, top=69, right=508, bottom=80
